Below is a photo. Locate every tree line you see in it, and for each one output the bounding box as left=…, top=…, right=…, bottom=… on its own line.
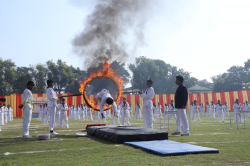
left=0, top=57, right=249, bottom=95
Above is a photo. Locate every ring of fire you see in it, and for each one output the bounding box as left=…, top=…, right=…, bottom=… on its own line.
left=79, top=60, right=123, bottom=111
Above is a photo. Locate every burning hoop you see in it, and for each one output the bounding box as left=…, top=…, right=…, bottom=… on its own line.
left=79, top=60, right=123, bottom=111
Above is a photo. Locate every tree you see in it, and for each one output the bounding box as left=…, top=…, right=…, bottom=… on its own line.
left=0, top=59, right=16, bottom=95
left=31, top=64, right=48, bottom=93
left=129, top=56, right=197, bottom=94
left=197, top=79, right=213, bottom=89
left=12, top=67, right=32, bottom=94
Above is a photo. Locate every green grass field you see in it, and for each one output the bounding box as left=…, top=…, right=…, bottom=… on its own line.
left=0, top=114, right=250, bottom=166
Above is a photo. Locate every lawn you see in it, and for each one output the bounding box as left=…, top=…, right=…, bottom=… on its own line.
left=0, top=114, right=250, bottom=166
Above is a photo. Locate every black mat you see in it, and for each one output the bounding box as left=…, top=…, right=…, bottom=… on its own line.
left=87, top=126, right=168, bottom=144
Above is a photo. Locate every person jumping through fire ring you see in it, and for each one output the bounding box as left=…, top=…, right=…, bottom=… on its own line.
left=95, top=89, right=118, bottom=119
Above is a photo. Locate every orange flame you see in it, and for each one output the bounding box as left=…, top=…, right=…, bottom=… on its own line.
left=79, top=59, right=123, bottom=111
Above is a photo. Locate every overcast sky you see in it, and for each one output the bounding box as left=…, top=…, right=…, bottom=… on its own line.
left=1, top=0, right=250, bottom=83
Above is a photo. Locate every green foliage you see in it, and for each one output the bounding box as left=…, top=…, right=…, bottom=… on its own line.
left=129, top=56, right=197, bottom=94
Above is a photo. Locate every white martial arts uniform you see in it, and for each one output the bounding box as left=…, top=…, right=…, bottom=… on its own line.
left=120, top=102, right=130, bottom=125
left=98, top=111, right=107, bottom=123
left=129, top=106, right=133, bottom=119
left=191, top=104, right=200, bottom=121
left=199, top=105, right=205, bottom=116
left=216, top=104, right=224, bottom=122
left=94, top=110, right=99, bottom=122
left=45, top=107, right=50, bottom=123
left=95, top=89, right=117, bottom=114
left=0, top=106, right=4, bottom=125
left=86, top=106, right=93, bottom=121
left=210, top=104, right=215, bottom=119
left=4, top=107, right=8, bottom=124
left=223, top=105, right=229, bottom=117
left=164, top=105, right=168, bottom=118
left=39, top=107, right=43, bottom=121
left=74, top=108, right=78, bottom=120
left=112, top=105, right=121, bottom=125
left=135, top=104, right=142, bottom=120
left=22, top=88, right=33, bottom=137
left=155, top=105, right=162, bottom=119
left=206, top=104, right=210, bottom=117
left=78, top=106, right=84, bottom=120
left=140, top=87, right=155, bottom=129
left=8, top=107, right=13, bottom=122
left=233, top=103, right=242, bottom=124
left=46, top=87, right=58, bottom=132
left=168, top=104, right=177, bottom=122
left=243, top=103, right=250, bottom=118
left=106, top=107, right=112, bottom=119
left=58, top=103, right=69, bottom=128
left=42, top=107, right=46, bottom=122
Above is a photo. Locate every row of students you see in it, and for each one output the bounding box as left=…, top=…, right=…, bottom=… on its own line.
left=0, top=104, right=13, bottom=131
left=68, top=104, right=93, bottom=121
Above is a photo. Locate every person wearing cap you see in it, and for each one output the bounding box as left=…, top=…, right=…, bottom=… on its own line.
left=18, top=81, right=35, bottom=138
left=172, top=75, right=189, bottom=136
left=95, top=89, right=118, bottom=119
left=138, top=79, right=155, bottom=129
left=58, top=98, right=69, bottom=128
left=120, top=97, right=130, bottom=125
left=46, top=80, right=60, bottom=135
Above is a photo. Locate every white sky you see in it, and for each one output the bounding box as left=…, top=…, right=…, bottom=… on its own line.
left=1, top=0, right=250, bottom=83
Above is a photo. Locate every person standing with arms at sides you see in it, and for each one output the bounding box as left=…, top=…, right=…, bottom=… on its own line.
left=172, top=75, right=189, bottom=136
left=192, top=100, right=200, bottom=121
left=138, top=79, right=155, bottom=129
left=164, top=103, right=168, bottom=118
left=243, top=101, right=250, bottom=118
left=223, top=102, right=229, bottom=118
left=156, top=102, right=163, bottom=119
left=216, top=100, right=224, bottom=122
left=18, top=81, right=35, bottom=139
left=210, top=101, right=215, bottom=119
left=86, top=104, right=93, bottom=121
left=39, top=105, right=43, bottom=122
left=199, top=103, right=205, bottom=116
left=168, top=100, right=177, bottom=123
left=153, top=103, right=157, bottom=122
left=58, top=98, right=69, bottom=128
left=135, top=101, right=142, bottom=120
left=3, top=104, right=8, bottom=124
left=46, top=80, right=60, bottom=135
left=94, top=102, right=99, bottom=122
left=190, top=102, right=194, bottom=120
left=129, top=104, right=133, bottom=119
left=233, top=99, right=242, bottom=124
left=120, top=97, right=130, bottom=125
left=7, top=105, right=13, bottom=122
left=206, top=102, right=210, bottom=117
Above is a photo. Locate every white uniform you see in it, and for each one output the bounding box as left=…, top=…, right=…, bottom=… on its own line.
left=135, top=104, right=142, bottom=120
left=233, top=103, right=242, bottom=124
left=0, top=106, right=4, bottom=125
left=78, top=106, right=84, bottom=120
left=58, top=103, right=69, bottom=128
left=206, top=104, right=210, bottom=117
left=199, top=105, right=205, bottom=115
left=98, top=111, right=107, bottom=123
left=86, top=106, right=93, bottom=121
left=210, top=104, right=215, bottom=119
left=112, top=105, right=120, bottom=125
left=129, top=106, right=133, bottom=119
left=120, top=102, right=130, bottom=125
left=38, top=107, right=43, bottom=121
left=95, top=89, right=117, bottom=114
left=155, top=105, right=162, bottom=119
left=46, top=87, right=58, bottom=132
left=4, top=107, right=8, bottom=124
left=22, top=88, right=33, bottom=137
left=42, top=107, right=46, bottom=122
left=164, top=105, right=168, bottom=117
left=94, top=110, right=99, bottom=122
left=74, top=108, right=78, bottom=120
left=45, top=106, right=49, bottom=123
left=223, top=104, right=229, bottom=117
left=140, top=87, right=155, bottom=129
left=8, top=107, right=13, bottom=122
left=192, top=104, right=200, bottom=121
left=243, top=103, right=250, bottom=118
left=106, top=107, right=112, bottom=118
left=168, top=104, right=177, bottom=122
left=216, top=104, right=224, bottom=122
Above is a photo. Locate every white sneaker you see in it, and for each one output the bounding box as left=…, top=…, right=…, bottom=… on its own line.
left=50, top=132, right=59, bottom=135
left=22, top=135, right=32, bottom=139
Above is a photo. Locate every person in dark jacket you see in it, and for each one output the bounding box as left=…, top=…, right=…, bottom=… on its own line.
left=172, top=75, right=189, bottom=136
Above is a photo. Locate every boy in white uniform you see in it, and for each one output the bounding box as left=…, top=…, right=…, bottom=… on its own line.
left=95, top=89, right=117, bottom=119
left=138, top=80, right=155, bottom=129
left=58, top=98, right=69, bottom=128
left=243, top=101, right=250, bottom=118
left=120, top=97, right=130, bottom=125
left=85, top=104, right=93, bottom=121
left=74, top=106, right=78, bottom=120
left=164, top=103, right=168, bottom=118
left=112, top=105, right=121, bottom=125
left=135, top=101, right=142, bottom=120
left=0, top=103, right=3, bottom=130
left=155, top=102, right=162, bottom=120
left=216, top=100, right=224, bottom=122
left=210, top=101, right=215, bottom=119
left=223, top=102, right=229, bottom=117
left=129, top=104, right=133, bottom=119
left=192, top=100, right=200, bottom=121
left=206, top=102, right=210, bottom=117
left=78, top=104, right=83, bottom=120
left=199, top=103, right=205, bottom=116
left=94, top=102, right=99, bottom=122
left=18, top=81, right=34, bottom=139
left=168, top=100, right=177, bottom=123
left=46, top=80, right=60, bottom=135
left=4, top=104, right=8, bottom=124
left=7, top=105, right=13, bottom=122
left=233, top=99, right=242, bottom=124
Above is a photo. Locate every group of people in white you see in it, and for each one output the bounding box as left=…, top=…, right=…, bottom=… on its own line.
left=0, top=103, right=13, bottom=131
